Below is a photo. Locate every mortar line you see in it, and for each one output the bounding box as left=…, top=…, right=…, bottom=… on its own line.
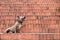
left=0, top=33, right=60, bottom=34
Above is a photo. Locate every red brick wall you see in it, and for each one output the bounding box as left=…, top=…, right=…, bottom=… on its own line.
left=0, top=0, right=60, bottom=40
left=0, top=34, right=60, bottom=40
left=0, top=0, right=60, bottom=33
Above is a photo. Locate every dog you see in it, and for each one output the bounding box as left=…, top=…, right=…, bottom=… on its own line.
left=4, top=16, right=26, bottom=33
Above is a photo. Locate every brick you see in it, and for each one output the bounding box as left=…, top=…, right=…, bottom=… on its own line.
left=1, top=34, right=60, bottom=40
left=0, top=34, right=39, bottom=40
left=0, top=0, right=60, bottom=33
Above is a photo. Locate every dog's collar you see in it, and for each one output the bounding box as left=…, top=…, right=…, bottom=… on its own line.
left=16, top=19, right=22, bottom=24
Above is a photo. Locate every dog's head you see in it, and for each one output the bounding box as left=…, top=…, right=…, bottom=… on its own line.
left=17, top=16, right=26, bottom=23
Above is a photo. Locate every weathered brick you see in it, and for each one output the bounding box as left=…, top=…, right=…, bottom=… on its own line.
left=0, top=0, right=60, bottom=33
left=1, top=34, right=60, bottom=40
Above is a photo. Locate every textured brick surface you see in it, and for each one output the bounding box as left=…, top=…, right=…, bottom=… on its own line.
left=0, top=0, right=60, bottom=40
left=0, top=34, right=60, bottom=40
left=0, top=0, right=60, bottom=33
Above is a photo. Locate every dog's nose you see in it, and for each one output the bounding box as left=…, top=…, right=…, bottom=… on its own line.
left=20, top=16, right=26, bottom=19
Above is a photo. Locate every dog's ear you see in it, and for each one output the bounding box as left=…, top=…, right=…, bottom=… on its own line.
left=17, top=16, right=19, bottom=18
